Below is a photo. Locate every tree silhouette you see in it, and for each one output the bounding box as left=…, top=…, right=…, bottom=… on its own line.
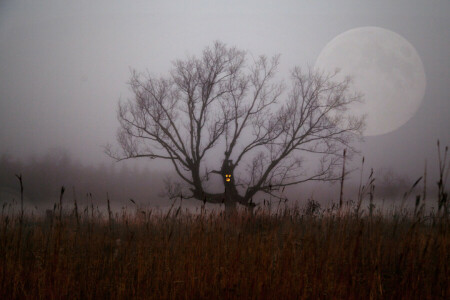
left=106, top=41, right=365, bottom=212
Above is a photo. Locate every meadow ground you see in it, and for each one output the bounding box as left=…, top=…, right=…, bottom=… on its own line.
left=0, top=199, right=448, bottom=300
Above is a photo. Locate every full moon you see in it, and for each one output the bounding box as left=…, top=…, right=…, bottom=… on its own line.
left=315, top=27, right=426, bottom=136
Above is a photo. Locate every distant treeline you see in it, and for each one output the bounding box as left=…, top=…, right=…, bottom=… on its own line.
left=0, top=150, right=167, bottom=208
left=0, top=149, right=417, bottom=210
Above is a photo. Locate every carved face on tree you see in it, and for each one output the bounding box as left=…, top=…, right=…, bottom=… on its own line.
left=225, top=174, right=232, bottom=182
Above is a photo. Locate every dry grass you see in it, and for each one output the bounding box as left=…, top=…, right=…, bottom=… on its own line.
left=0, top=142, right=448, bottom=299
left=0, top=202, right=448, bottom=299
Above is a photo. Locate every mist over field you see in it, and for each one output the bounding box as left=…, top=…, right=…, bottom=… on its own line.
left=0, top=148, right=441, bottom=217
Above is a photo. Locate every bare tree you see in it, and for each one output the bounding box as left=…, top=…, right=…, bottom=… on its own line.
left=106, top=41, right=365, bottom=212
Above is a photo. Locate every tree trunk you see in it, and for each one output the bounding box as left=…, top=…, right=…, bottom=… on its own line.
left=224, top=200, right=237, bottom=214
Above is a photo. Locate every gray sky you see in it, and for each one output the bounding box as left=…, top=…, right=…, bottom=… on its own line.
left=0, top=0, right=449, bottom=180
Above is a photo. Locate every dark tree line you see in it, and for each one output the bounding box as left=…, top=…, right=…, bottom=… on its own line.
left=0, top=150, right=164, bottom=209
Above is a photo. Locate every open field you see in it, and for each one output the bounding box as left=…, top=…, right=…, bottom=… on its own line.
left=0, top=201, right=448, bottom=299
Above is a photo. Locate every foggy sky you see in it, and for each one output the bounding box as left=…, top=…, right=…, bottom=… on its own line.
left=0, top=0, right=449, bottom=182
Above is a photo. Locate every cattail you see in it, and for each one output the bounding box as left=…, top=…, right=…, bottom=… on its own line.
left=15, top=173, right=24, bottom=258
left=339, top=149, right=346, bottom=210
left=107, top=193, right=112, bottom=232
left=73, top=187, right=79, bottom=229
left=59, top=186, right=65, bottom=225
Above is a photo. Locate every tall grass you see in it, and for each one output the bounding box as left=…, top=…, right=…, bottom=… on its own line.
left=0, top=142, right=448, bottom=299
left=0, top=198, right=448, bottom=299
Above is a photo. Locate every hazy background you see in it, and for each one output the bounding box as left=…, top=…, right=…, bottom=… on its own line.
left=0, top=0, right=449, bottom=210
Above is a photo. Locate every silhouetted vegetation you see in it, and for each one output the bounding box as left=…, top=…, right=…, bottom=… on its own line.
left=0, top=143, right=448, bottom=299
left=0, top=200, right=448, bottom=299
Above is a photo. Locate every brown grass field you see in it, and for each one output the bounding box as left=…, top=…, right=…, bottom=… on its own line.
left=0, top=198, right=448, bottom=299
left=1, top=143, right=449, bottom=299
